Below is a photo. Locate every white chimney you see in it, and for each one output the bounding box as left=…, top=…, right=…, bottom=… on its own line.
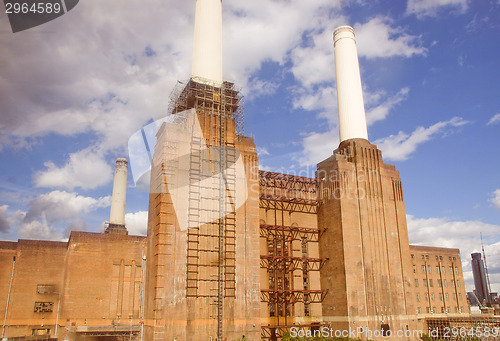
left=107, top=158, right=128, bottom=234
left=191, top=0, right=223, bottom=87
left=333, top=26, right=369, bottom=142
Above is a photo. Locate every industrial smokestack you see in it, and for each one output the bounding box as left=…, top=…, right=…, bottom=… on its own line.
left=333, top=26, right=369, bottom=142
left=191, top=0, right=223, bottom=87
left=106, top=158, right=128, bottom=235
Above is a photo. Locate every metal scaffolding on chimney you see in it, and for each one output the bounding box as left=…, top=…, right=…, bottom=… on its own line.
left=166, top=78, right=243, bottom=340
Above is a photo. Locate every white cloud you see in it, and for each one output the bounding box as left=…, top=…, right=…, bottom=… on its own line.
left=374, top=116, right=469, bottom=161
left=24, top=190, right=110, bottom=224
left=0, top=205, right=10, bottom=233
left=298, top=128, right=339, bottom=166
left=6, top=191, right=111, bottom=240
left=295, top=86, right=411, bottom=166
left=0, top=0, right=354, bottom=161
left=293, top=86, right=337, bottom=122
left=290, top=28, right=338, bottom=88
left=355, top=17, right=427, bottom=59
left=487, top=113, right=500, bottom=126
left=256, top=147, right=270, bottom=156
left=490, top=189, right=500, bottom=210
left=34, top=148, right=113, bottom=190
left=223, top=0, right=342, bottom=90
left=407, top=214, right=500, bottom=292
left=289, top=16, right=426, bottom=167
left=366, top=87, right=409, bottom=125
left=125, top=211, right=148, bottom=236
left=16, top=215, right=61, bottom=241
left=407, top=0, right=468, bottom=18
left=0, top=0, right=193, bottom=153
left=246, top=79, right=280, bottom=100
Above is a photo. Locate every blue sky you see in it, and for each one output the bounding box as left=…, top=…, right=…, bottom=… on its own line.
left=1, top=0, right=499, bottom=293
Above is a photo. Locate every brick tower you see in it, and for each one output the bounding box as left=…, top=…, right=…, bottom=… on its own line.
left=143, top=1, right=261, bottom=340
left=317, top=26, right=416, bottom=337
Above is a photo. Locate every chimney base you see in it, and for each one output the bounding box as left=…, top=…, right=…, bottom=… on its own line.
left=105, top=223, right=128, bottom=235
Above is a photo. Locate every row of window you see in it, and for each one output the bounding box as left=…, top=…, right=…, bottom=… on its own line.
left=411, top=254, right=457, bottom=261
left=34, top=302, right=53, bottom=313
left=416, top=292, right=462, bottom=302
left=413, top=265, right=459, bottom=275
left=417, top=306, right=464, bottom=314
left=414, top=278, right=460, bottom=288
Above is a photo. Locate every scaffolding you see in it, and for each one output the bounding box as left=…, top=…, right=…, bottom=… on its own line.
left=259, top=171, right=328, bottom=340
left=259, top=171, right=319, bottom=214
left=165, top=78, right=242, bottom=340
left=168, top=79, right=245, bottom=138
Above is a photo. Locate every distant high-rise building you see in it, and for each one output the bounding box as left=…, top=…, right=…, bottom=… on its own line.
left=471, top=252, right=490, bottom=305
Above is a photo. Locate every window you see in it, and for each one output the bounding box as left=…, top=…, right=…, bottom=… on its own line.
left=422, top=255, right=425, bottom=260
left=440, top=256, right=443, bottom=260
left=422, top=265, right=426, bottom=273
left=460, top=307, right=464, bottom=313
left=411, top=254, right=415, bottom=259
left=430, top=279, right=433, bottom=287
left=442, top=266, right=445, bottom=274
left=439, top=293, right=443, bottom=301
left=428, top=265, right=432, bottom=273
left=423, top=279, right=428, bottom=287
left=417, top=293, right=420, bottom=302
left=301, top=237, right=308, bottom=257
left=37, top=285, right=56, bottom=294
left=34, top=302, right=53, bottom=313
left=426, top=307, right=430, bottom=313
left=449, top=266, right=453, bottom=273
left=451, top=280, right=455, bottom=287
left=446, top=293, right=449, bottom=300
left=32, top=329, right=50, bottom=336
left=438, top=280, right=442, bottom=287
left=453, top=294, right=456, bottom=301
left=441, top=307, right=445, bottom=313
left=433, top=307, right=436, bottom=313
left=436, top=266, right=440, bottom=273
left=418, top=307, right=422, bottom=314
left=270, top=304, right=276, bottom=317
left=459, top=293, right=462, bottom=300
left=431, top=293, right=435, bottom=301
left=444, top=279, right=447, bottom=287
left=453, top=257, right=456, bottom=261
left=425, top=293, right=429, bottom=300
left=447, top=307, right=450, bottom=313
left=435, top=256, right=439, bottom=260
left=413, top=265, right=417, bottom=273
left=455, top=306, right=459, bottom=313
left=457, top=280, right=460, bottom=288
left=304, top=302, right=310, bottom=317
left=426, top=255, right=430, bottom=260
left=415, top=279, right=419, bottom=287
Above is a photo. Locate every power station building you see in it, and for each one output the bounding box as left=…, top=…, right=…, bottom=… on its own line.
left=0, top=0, right=480, bottom=340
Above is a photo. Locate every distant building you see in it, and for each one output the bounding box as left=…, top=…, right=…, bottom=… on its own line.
left=471, top=253, right=490, bottom=306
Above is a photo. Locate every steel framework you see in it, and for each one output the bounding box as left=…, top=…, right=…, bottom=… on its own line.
left=259, top=171, right=319, bottom=214
left=258, top=171, right=327, bottom=340
left=259, top=224, right=326, bottom=242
